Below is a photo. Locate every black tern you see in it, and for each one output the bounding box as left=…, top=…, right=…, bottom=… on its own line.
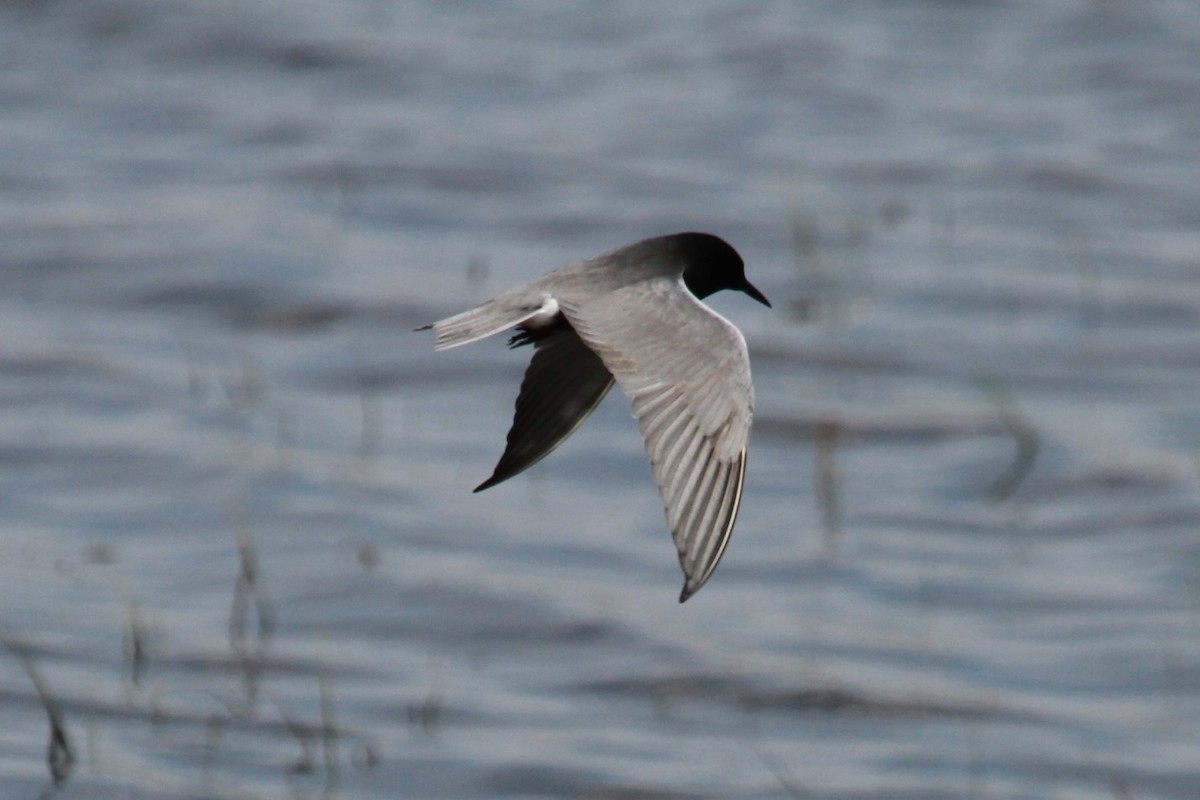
left=418, top=232, right=769, bottom=601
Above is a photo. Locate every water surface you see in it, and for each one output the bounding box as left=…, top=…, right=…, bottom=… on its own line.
left=2, top=2, right=1200, bottom=798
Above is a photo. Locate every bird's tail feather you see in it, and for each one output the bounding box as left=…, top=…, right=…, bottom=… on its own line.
left=417, top=293, right=556, bottom=351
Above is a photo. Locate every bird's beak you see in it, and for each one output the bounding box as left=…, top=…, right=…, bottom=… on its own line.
left=742, top=279, right=771, bottom=308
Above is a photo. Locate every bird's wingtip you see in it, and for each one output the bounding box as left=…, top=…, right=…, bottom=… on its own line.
left=678, top=583, right=694, bottom=603
left=414, top=323, right=433, bottom=332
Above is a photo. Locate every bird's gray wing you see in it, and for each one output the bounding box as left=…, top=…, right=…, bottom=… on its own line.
left=475, top=324, right=615, bottom=492
left=561, top=277, right=754, bottom=601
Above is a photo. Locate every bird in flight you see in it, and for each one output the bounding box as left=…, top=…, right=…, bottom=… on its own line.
left=418, top=232, right=769, bottom=601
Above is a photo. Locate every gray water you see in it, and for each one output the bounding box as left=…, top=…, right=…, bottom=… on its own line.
left=3, top=1, right=1200, bottom=797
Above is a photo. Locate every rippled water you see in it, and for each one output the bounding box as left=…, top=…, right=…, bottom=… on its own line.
left=3, top=1, right=1200, bottom=797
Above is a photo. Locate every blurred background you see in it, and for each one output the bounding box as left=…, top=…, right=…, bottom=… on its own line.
left=2, top=1, right=1200, bottom=797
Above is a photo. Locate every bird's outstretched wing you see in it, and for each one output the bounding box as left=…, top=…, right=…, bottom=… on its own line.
left=562, top=277, right=754, bottom=601
left=475, top=324, right=615, bottom=491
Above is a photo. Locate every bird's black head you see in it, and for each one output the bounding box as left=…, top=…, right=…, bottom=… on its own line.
left=673, top=232, right=771, bottom=307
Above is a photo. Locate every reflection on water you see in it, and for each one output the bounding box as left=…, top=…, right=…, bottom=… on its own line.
left=3, top=1, right=1200, bottom=797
